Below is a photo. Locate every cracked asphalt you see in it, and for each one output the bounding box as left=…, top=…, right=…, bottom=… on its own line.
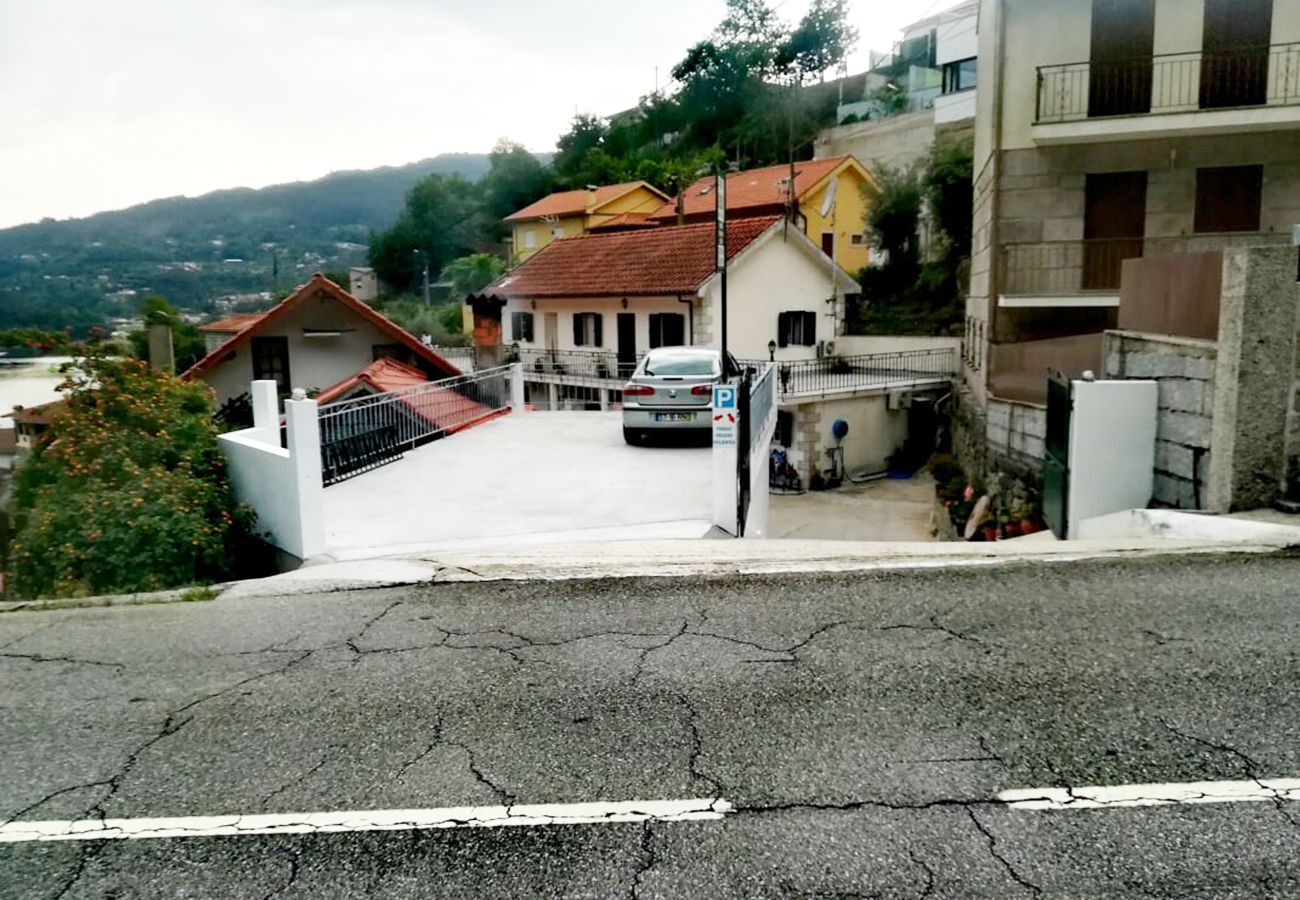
left=2, top=552, right=1300, bottom=898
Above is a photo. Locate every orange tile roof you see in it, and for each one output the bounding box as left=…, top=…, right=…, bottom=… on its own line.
left=313, top=358, right=431, bottom=405
left=10, top=399, right=67, bottom=425
left=488, top=216, right=780, bottom=299
left=647, top=157, right=853, bottom=222
left=200, top=313, right=265, bottom=333
left=181, top=274, right=462, bottom=383
left=505, top=181, right=667, bottom=222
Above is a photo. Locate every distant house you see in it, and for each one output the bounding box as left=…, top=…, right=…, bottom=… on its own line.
left=480, top=215, right=860, bottom=369
left=11, top=400, right=67, bottom=450
left=505, top=181, right=671, bottom=265
left=645, top=156, right=874, bottom=275
left=182, top=274, right=462, bottom=407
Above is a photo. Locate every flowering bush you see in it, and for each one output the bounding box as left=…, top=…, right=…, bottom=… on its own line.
left=8, top=352, right=258, bottom=598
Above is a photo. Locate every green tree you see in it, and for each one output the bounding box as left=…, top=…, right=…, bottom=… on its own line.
left=8, top=352, right=258, bottom=598
left=374, top=296, right=467, bottom=347
left=776, top=0, right=858, bottom=84
left=479, top=140, right=554, bottom=241
left=368, top=174, right=479, bottom=292
left=552, top=115, right=611, bottom=187
left=922, top=132, right=975, bottom=265
left=440, top=253, right=506, bottom=300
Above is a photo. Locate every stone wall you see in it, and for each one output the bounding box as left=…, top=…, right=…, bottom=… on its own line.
left=1103, top=331, right=1217, bottom=509
left=986, top=397, right=1046, bottom=473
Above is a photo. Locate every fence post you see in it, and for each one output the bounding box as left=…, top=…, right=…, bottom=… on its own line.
left=284, top=392, right=325, bottom=560
left=250, top=380, right=278, bottom=431
left=509, top=363, right=526, bottom=413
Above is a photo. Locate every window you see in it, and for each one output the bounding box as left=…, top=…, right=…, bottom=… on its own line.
left=511, top=311, right=535, bottom=343
left=775, top=410, right=794, bottom=448
left=648, top=313, right=686, bottom=349
left=573, top=312, right=603, bottom=347
left=550, top=226, right=566, bottom=239
left=777, top=311, right=816, bottom=348
left=251, top=336, right=290, bottom=395
left=820, top=232, right=835, bottom=258
left=523, top=229, right=536, bottom=249
left=850, top=234, right=866, bottom=246
left=942, top=57, right=977, bottom=94
left=1195, top=166, right=1263, bottom=234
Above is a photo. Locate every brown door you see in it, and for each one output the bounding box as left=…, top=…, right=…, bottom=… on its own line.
left=1088, top=0, right=1155, bottom=118
left=1083, top=172, right=1147, bottom=291
left=1200, top=0, right=1272, bottom=109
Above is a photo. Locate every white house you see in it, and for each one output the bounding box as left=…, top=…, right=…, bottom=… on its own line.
left=183, top=274, right=463, bottom=408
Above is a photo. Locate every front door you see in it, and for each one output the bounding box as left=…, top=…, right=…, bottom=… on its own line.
left=1200, top=0, right=1272, bottom=109
left=251, top=336, right=290, bottom=396
left=617, top=313, right=636, bottom=377
left=1083, top=171, right=1147, bottom=290
left=544, top=312, right=559, bottom=357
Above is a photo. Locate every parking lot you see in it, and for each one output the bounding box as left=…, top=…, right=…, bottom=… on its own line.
left=322, top=411, right=714, bottom=560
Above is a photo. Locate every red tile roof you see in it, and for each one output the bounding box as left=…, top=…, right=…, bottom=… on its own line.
left=313, top=358, right=431, bottom=405
left=489, top=216, right=781, bottom=299
left=10, top=399, right=67, bottom=426
left=181, top=274, right=462, bottom=383
left=505, top=181, right=668, bottom=222
left=647, top=157, right=853, bottom=222
left=200, top=313, right=265, bottom=334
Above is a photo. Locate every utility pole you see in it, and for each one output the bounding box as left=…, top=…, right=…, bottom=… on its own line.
left=715, top=163, right=728, bottom=372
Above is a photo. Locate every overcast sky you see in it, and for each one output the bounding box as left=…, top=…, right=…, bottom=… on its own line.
left=0, top=0, right=945, bottom=229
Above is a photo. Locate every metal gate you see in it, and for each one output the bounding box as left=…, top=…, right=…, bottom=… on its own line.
left=1043, top=370, right=1072, bottom=538
left=735, top=371, right=752, bottom=537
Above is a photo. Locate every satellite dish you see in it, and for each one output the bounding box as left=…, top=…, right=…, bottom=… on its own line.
left=819, top=177, right=839, bottom=218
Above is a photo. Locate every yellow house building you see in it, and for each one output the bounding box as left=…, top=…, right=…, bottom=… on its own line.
left=646, top=155, right=874, bottom=275
left=505, top=181, right=672, bottom=265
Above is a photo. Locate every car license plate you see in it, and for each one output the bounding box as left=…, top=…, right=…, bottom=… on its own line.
left=654, top=412, right=694, bottom=423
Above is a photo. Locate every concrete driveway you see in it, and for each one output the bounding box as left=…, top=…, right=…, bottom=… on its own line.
left=769, top=471, right=938, bottom=542
left=322, top=411, right=713, bottom=559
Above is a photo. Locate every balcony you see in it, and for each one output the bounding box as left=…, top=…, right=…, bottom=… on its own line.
left=1033, top=43, right=1300, bottom=144
left=999, top=233, right=1290, bottom=306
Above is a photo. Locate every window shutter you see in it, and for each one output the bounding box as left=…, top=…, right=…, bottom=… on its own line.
left=593, top=314, right=603, bottom=347
left=803, top=312, right=817, bottom=346
left=777, top=312, right=789, bottom=348
left=573, top=315, right=584, bottom=346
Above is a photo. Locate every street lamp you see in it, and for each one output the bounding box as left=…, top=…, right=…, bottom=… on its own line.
left=768, top=340, right=776, bottom=362
left=701, top=159, right=740, bottom=375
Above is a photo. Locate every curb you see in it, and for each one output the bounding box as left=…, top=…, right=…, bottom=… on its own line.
left=0, top=585, right=225, bottom=614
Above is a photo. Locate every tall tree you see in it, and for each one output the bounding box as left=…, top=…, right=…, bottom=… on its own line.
left=368, top=174, right=479, bottom=292
left=479, top=140, right=554, bottom=241
left=552, top=115, right=610, bottom=187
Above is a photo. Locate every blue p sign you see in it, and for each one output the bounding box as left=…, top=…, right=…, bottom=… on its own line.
left=713, top=386, right=736, bottom=409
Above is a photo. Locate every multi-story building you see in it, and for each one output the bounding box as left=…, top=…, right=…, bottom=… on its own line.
left=966, top=0, right=1300, bottom=409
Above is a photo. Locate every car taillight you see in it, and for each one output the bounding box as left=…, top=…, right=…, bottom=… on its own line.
left=691, top=384, right=713, bottom=396
left=623, top=384, right=654, bottom=396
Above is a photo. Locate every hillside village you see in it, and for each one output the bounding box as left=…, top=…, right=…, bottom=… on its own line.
left=3, top=0, right=1300, bottom=595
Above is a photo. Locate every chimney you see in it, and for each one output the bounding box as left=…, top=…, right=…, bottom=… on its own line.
left=147, top=322, right=175, bottom=375
left=585, top=184, right=598, bottom=212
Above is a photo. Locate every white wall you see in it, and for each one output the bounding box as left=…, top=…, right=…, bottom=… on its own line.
left=502, top=296, right=694, bottom=356
left=935, top=90, right=977, bottom=124
left=995, top=0, right=1095, bottom=150
left=706, top=229, right=852, bottom=363
left=833, top=335, right=964, bottom=357
left=1066, top=379, right=1158, bottom=538
left=203, top=291, right=397, bottom=404
left=936, top=10, right=979, bottom=65
left=217, top=382, right=325, bottom=561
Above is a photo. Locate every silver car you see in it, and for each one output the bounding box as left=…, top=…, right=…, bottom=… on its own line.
left=621, top=347, right=739, bottom=445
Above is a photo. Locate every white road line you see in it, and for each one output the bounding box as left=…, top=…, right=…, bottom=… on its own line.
left=1000, top=778, right=1300, bottom=811
left=0, top=798, right=733, bottom=844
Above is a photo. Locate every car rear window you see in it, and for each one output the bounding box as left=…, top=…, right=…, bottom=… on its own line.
left=645, top=355, right=719, bottom=377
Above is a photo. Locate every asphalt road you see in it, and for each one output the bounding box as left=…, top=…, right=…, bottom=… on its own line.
left=2, top=553, right=1299, bottom=898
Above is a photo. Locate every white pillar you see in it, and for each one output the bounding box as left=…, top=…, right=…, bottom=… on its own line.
left=284, top=395, right=325, bottom=560
left=250, top=380, right=278, bottom=430
left=548, top=384, right=559, bottom=411
left=711, top=384, right=740, bottom=536
left=509, top=363, right=526, bottom=413
left=599, top=390, right=609, bottom=412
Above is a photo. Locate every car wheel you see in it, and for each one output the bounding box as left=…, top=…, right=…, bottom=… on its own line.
left=623, top=427, right=641, bottom=446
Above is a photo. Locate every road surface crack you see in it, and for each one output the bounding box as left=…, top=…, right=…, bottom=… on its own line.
left=0, top=651, right=125, bottom=670
left=49, top=841, right=106, bottom=900
left=629, top=821, right=658, bottom=900
left=966, top=807, right=1042, bottom=896
left=262, top=845, right=303, bottom=900
left=1161, top=720, right=1300, bottom=831
left=345, top=601, right=404, bottom=659
left=909, top=850, right=937, bottom=898
left=675, top=691, right=722, bottom=794
left=879, top=614, right=989, bottom=651
left=262, top=752, right=335, bottom=808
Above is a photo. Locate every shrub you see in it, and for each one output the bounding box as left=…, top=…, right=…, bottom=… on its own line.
left=8, top=352, right=258, bottom=598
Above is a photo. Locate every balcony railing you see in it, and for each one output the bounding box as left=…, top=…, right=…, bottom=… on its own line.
left=1036, top=43, right=1300, bottom=124
left=510, top=347, right=644, bottom=383
left=1000, top=233, right=1291, bottom=296
left=740, top=349, right=959, bottom=398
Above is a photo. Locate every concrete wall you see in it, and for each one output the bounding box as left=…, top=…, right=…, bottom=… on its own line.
left=1208, top=245, right=1300, bottom=511
left=782, top=392, right=910, bottom=483
left=986, top=396, right=1046, bottom=467
left=1104, top=330, right=1217, bottom=509
left=815, top=111, right=936, bottom=174
left=835, top=335, right=964, bottom=357
left=217, top=382, right=324, bottom=562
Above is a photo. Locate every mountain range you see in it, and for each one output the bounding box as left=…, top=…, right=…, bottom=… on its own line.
left=0, top=153, right=493, bottom=331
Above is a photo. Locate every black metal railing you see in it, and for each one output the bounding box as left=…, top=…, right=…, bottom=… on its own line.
left=741, top=349, right=958, bottom=398
left=316, top=366, right=511, bottom=486
left=511, top=347, right=644, bottom=382
left=1000, top=233, right=1291, bottom=295
left=1037, top=42, right=1300, bottom=124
